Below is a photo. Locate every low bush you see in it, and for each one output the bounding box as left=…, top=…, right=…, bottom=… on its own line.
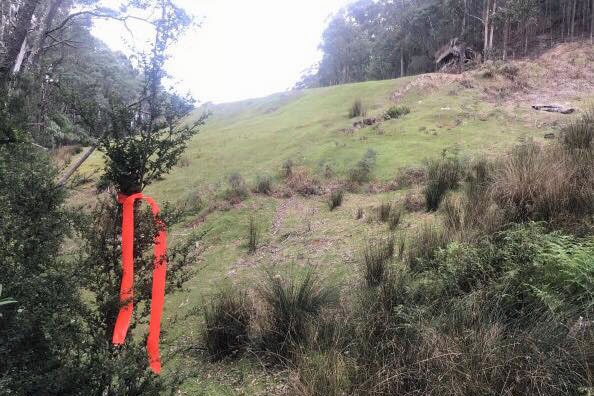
left=348, top=149, right=377, bottom=184
left=349, top=99, right=366, bottom=118
left=403, top=188, right=425, bottom=212
left=282, top=160, right=294, bottom=178
left=286, top=166, right=322, bottom=196
left=253, top=175, right=273, bottom=194
left=225, top=172, right=248, bottom=202
left=405, top=221, right=449, bottom=272
left=257, top=269, right=338, bottom=360
left=327, top=190, right=344, bottom=211
left=424, top=153, right=464, bottom=211
left=176, top=187, right=204, bottom=215
left=562, top=107, right=594, bottom=151
left=383, top=106, right=410, bottom=120
left=203, top=289, right=251, bottom=361
left=361, top=235, right=394, bottom=287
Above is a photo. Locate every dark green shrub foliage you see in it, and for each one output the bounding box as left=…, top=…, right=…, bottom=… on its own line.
left=328, top=190, right=344, bottom=211
left=258, top=269, right=337, bottom=359
left=203, top=289, right=251, bottom=361
left=349, top=99, right=366, bottom=118
left=247, top=216, right=259, bottom=254
left=424, top=153, right=464, bottom=211
left=383, top=106, right=410, bottom=120
left=361, top=235, right=394, bottom=287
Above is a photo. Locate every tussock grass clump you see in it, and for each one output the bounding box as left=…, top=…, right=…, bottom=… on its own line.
left=253, top=175, right=272, bottom=194
left=246, top=216, right=259, bottom=254
left=257, top=269, right=338, bottom=360
left=225, top=172, right=248, bottom=202
left=348, top=149, right=377, bottom=184
left=176, top=187, right=203, bottom=215
left=292, top=350, right=352, bottom=396
left=562, top=108, right=594, bottom=151
left=327, top=190, right=344, bottom=211
left=361, top=235, right=395, bottom=287
left=203, top=289, right=251, bottom=361
left=424, top=153, right=464, bottom=211
left=490, top=140, right=594, bottom=227
left=383, top=105, right=410, bottom=120
left=405, top=221, right=449, bottom=272
left=388, top=206, right=403, bottom=231
left=349, top=99, right=366, bottom=118
left=282, top=159, right=294, bottom=178
left=376, top=202, right=392, bottom=222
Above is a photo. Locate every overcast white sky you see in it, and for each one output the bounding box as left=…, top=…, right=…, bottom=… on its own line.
left=92, top=0, right=352, bottom=104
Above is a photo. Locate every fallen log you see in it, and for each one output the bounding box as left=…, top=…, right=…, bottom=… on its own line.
left=532, top=105, right=575, bottom=114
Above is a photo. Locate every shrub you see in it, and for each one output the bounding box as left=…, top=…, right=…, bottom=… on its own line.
left=286, top=166, right=322, bottom=196
left=282, top=160, right=294, bottom=178
left=177, top=187, right=203, bottom=215
left=403, top=188, right=425, bottom=212
left=348, top=149, right=377, bottom=184
left=361, top=235, right=394, bottom=287
left=225, top=172, right=248, bottom=201
left=203, top=289, right=251, bottom=361
left=376, top=202, right=392, bottom=222
left=327, top=190, right=344, bottom=211
left=258, top=269, right=338, bottom=359
left=253, top=175, right=272, bottom=194
left=349, top=99, right=366, bottom=118
left=424, top=153, right=464, bottom=211
left=388, top=206, right=403, bottom=231
left=561, top=108, right=594, bottom=151
left=383, top=106, right=410, bottom=120
left=405, top=221, right=449, bottom=272
left=247, top=216, right=259, bottom=254
left=393, top=166, right=427, bottom=189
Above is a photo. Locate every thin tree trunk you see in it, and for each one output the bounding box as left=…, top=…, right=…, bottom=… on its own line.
left=484, top=0, right=491, bottom=54
left=57, top=144, right=97, bottom=187
left=590, top=0, right=594, bottom=44
left=489, top=0, right=496, bottom=50
left=503, top=20, right=509, bottom=61
left=12, top=36, right=28, bottom=74
left=30, top=0, right=64, bottom=66
left=571, top=0, right=577, bottom=40
left=400, top=50, right=405, bottom=77
left=0, top=0, right=40, bottom=83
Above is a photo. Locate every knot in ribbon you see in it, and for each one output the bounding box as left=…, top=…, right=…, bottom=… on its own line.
left=112, top=193, right=167, bottom=374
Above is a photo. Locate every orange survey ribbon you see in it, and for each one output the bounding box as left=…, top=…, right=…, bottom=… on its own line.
left=112, top=193, right=167, bottom=374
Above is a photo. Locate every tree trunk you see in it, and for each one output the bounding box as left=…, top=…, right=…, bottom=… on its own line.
left=30, top=0, right=64, bottom=67
left=0, top=0, right=40, bottom=84
left=503, top=20, right=509, bottom=61
left=571, top=0, right=577, bottom=40
left=488, top=0, right=496, bottom=50
left=400, top=50, right=406, bottom=77
left=484, top=0, right=491, bottom=54
left=57, top=144, right=98, bottom=187
left=590, top=0, right=594, bottom=44
left=12, top=36, right=28, bottom=74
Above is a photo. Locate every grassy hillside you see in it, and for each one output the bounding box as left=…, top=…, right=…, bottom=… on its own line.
left=70, top=42, right=594, bottom=394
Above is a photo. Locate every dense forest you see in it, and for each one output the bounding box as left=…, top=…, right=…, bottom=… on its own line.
left=297, top=0, right=594, bottom=87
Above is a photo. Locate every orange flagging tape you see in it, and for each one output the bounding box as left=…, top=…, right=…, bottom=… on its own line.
left=112, top=193, right=167, bottom=374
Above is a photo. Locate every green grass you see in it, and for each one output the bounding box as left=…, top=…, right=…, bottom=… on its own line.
left=71, top=73, right=559, bottom=393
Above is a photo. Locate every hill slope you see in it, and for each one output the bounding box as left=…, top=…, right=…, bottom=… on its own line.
left=74, top=42, right=594, bottom=394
